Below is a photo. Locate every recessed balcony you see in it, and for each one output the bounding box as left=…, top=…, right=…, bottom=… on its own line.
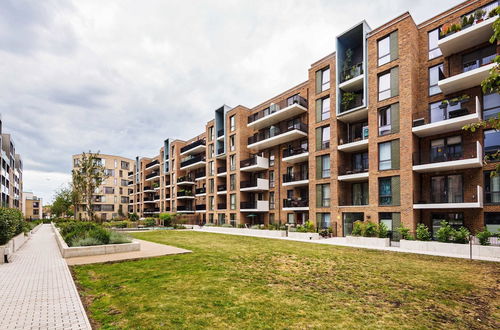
left=438, top=16, right=497, bottom=57
left=337, top=92, right=367, bottom=123
left=282, top=198, right=309, bottom=211
left=338, top=138, right=369, bottom=152
left=145, top=171, right=160, bottom=181
left=412, top=96, right=481, bottom=137
left=413, top=141, right=482, bottom=173
left=216, top=166, right=227, bottom=177
left=177, top=206, right=195, bottom=214
left=217, top=184, right=227, bottom=195
left=248, top=122, right=308, bottom=151
left=282, top=172, right=309, bottom=187
left=240, top=155, right=269, bottom=172
left=180, top=155, right=206, bottom=171
left=247, top=95, right=308, bottom=130
left=177, top=191, right=195, bottom=199
left=337, top=170, right=369, bottom=182
left=195, top=187, right=206, bottom=196
left=438, top=62, right=495, bottom=95
left=180, top=139, right=206, bottom=156
left=145, top=159, right=160, bottom=170
left=282, top=146, right=309, bottom=164
left=338, top=63, right=364, bottom=92
left=240, top=201, right=269, bottom=212
left=217, top=129, right=224, bottom=141
left=195, top=204, right=206, bottom=212
left=414, top=186, right=483, bottom=209
left=240, top=178, right=269, bottom=192
left=143, top=187, right=155, bottom=193
left=177, top=176, right=195, bottom=185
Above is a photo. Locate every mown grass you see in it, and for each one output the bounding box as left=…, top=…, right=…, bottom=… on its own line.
left=72, top=231, right=500, bottom=329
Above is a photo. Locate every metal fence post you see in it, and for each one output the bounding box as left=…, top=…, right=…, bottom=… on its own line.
left=469, top=235, right=473, bottom=261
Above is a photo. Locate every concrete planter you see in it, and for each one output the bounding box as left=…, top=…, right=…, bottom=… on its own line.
left=287, top=232, right=320, bottom=240
left=400, top=240, right=500, bottom=259
left=345, top=236, right=390, bottom=247
left=195, top=226, right=321, bottom=240
left=12, top=232, right=28, bottom=252
left=51, top=223, right=140, bottom=258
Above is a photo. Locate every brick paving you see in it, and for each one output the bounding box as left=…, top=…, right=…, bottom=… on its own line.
left=0, top=224, right=91, bottom=329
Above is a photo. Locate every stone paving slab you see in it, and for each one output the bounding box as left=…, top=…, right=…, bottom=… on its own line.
left=0, top=224, right=91, bottom=330
left=65, top=239, right=191, bottom=265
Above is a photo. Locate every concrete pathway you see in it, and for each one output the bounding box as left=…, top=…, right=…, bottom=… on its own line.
left=0, top=224, right=91, bottom=330
left=66, top=239, right=191, bottom=265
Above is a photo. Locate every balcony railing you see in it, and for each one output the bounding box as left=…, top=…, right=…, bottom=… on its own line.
left=217, top=147, right=225, bottom=155
left=283, top=171, right=309, bottom=183
left=339, top=167, right=369, bottom=176
left=217, top=129, right=224, bottom=138
left=485, top=191, right=500, bottom=204
left=144, top=207, right=160, bottom=213
left=145, top=159, right=159, bottom=168
left=413, top=96, right=473, bottom=127
left=217, top=166, right=227, bottom=174
left=283, top=199, right=309, bottom=208
left=177, top=206, right=194, bottom=212
left=217, top=184, right=227, bottom=191
left=283, top=145, right=308, bottom=158
left=180, top=139, right=206, bottom=154
left=177, top=176, right=195, bottom=183
left=413, top=141, right=479, bottom=166
left=340, top=92, right=364, bottom=113
left=217, top=203, right=227, bottom=209
left=195, top=187, right=206, bottom=194
left=240, top=202, right=257, bottom=209
left=340, top=62, right=363, bottom=84
left=143, top=186, right=154, bottom=191
left=247, top=95, right=308, bottom=124
left=248, top=122, right=308, bottom=145
left=145, top=171, right=160, bottom=180
left=195, top=204, right=206, bottom=211
left=180, top=154, right=206, bottom=168
left=439, top=3, right=498, bottom=39
left=177, top=190, right=194, bottom=197
left=194, top=170, right=206, bottom=179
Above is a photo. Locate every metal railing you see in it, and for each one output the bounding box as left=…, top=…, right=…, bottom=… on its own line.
left=340, top=62, right=363, bottom=83
left=283, top=171, right=309, bottom=183
left=248, top=94, right=308, bottom=124
left=195, top=187, right=206, bottom=194
left=145, top=171, right=160, bottom=180
left=145, top=159, right=159, bottom=168
left=413, top=141, right=480, bottom=165
left=283, top=145, right=308, bottom=158
left=180, top=154, right=206, bottom=168
left=248, top=122, right=307, bottom=145
left=283, top=199, right=308, bottom=208
left=180, top=139, right=206, bottom=154
left=217, top=184, right=227, bottom=191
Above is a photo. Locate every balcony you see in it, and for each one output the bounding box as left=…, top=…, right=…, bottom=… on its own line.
left=145, top=171, right=160, bottom=181
left=248, top=122, right=308, bottom=151
left=180, top=139, right=206, bottom=156
left=145, top=159, right=160, bottom=170
left=413, top=141, right=482, bottom=173
left=195, top=204, right=206, bottom=212
left=439, top=16, right=497, bottom=57
left=127, top=180, right=134, bottom=186
left=177, top=190, right=195, bottom=199
left=247, top=95, right=308, bottom=130
left=414, top=186, right=483, bottom=209
left=240, top=178, right=269, bottom=192
left=217, top=166, right=227, bottom=177
left=195, top=187, right=206, bottom=196
left=217, top=129, right=224, bottom=141
left=143, top=196, right=156, bottom=204
left=337, top=91, right=367, bottom=123
left=282, top=145, right=309, bottom=164
left=194, top=170, right=206, bottom=180
left=144, top=207, right=160, bottom=214
left=337, top=169, right=369, bottom=182
left=339, top=63, right=364, bottom=92
left=143, top=186, right=155, bottom=193
left=240, top=200, right=269, bottom=212
left=177, top=205, right=195, bottom=213
left=412, top=96, right=481, bottom=137
left=283, top=198, right=309, bottom=211
left=128, top=171, right=134, bottom=177
left=180, top=154, right=206, bottom=170
left=177, top=176, right=195, bottom=185
left=217, top=184, right=227, bottom=194
left=439, top=62, right=495, bottom=95
left=338, top=138, right=369, bottom=152
left=217, top=203, right=227, bottom=210
left=240, top=155, right=269, bottom=172
left=283, top=172, right=309, bottom=187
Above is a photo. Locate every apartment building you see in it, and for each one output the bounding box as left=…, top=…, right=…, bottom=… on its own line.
left=131, top=0, right=500, bottom=236
left=72, top=153, right=134, bottom=221
left=0, top=115, right=23, bottom=211
left=22, top=192, right=43, bottom=220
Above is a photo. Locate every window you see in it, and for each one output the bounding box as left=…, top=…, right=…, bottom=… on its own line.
left=230, top=115, right=235, bottom=131
left=209, top=179, right=214, bottom=193
left=269, top=152, right=275, bottom=166
left=484, top=171, right=500, bottom=204
left=485, top=212, right=500, bottom=232
left=269, top=192, right=275, bottom=209
left=316, top=155, right=330, bottom=179
left=378, top=103, right=399, bottom=136
left=431, top=213, right=464, bottom=239
left=230, top=194, right=236, bottom=210
left=352, top=182, right=369, bottom=205
left=209, top=161, right=214, bottom=176
left=105, top=169, right=115, bottom=177
left=229, top=135, right=235, bottom=152
left=269, top=213, right=275, bottom=224
left=209, top=196, right=214, bottom=210
left=316, top=126, right=330, bottom=150
left=230, top=155, right=236, bottom=171
left=269, top=171, right=275, bottom=188
left=463, top=45, right=496, bottom=72
left=430, top=136, right=462, bottom=162
left=208, top=126, right=214, bottom=142
left=431, top=175, right=463, bottom=203
left=483, top=93, right=500, bottom=120
left=352, top=152, right=369, bottom=172
left=209, top=144, right=214, bottom=158
left=230, top=213, right=236, bottom=227
left=379, top=212, right=401, bottom=235
left=230, top=174, right=236, bottom=190
left=378, top=72, right=391, bottom=100
left=316, top=67, right=330, bottom=93
left=316, top=213, right=331, bottom=229
left=316, top=184, right=330, bottom=207
left=104, top=187, right=114, bottom=194
left=379, top=176, right=400, bottom=206
left=429, top=64, right=444, bottom=96
left=484, top=129, right=500, bottom=158
left=428, top=28, right=442, bottom=60
left=378, top=31, right=398, bottom=66
left=379, top=140, right=400, bottom=170
left=316, top=97, right=330, bottom=122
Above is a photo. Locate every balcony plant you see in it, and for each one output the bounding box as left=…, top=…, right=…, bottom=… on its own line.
left=461, top=15, right=474, bottom=29
left=342, top=48, right=353, bottom=81
left=474, top=9, right=486, bottom=23
left=341, top=92, right=356, bottom=110
left=488, top=7, right=498, bottom=19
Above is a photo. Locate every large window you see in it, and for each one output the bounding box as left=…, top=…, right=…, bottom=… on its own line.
left=428, top=28, right=442, bottom=60
left=230, top=194, right=236, bottom=210
left=484, top=129, right=500, bottom=158
left=484, top=171, right=500, bottom=204
left=379, top=212, right=401, bottom=233
left=431, top=213, right=464, bottom=239
left=378, top=72, right=391, bottom=100
left=269, top=192, right=275, bottom=210
left=353, top=152, right=369, bottom=172
left=352, top=182, right=369, bottom=205
left=316, top=213, right=331, bottom=229
left=269, top=170, right=275, bottom=188
left=430, top=136, right=462, bottom=162
left=379, top=176, right=400, bottom=206
left=485, top=212, right=500, bottom=232
left=429, top=64, right=444, bottom=96
left=378, top=30, right=398, bottom=66
left=483, top=92, right=500, bottom=120
left=316, top=184, right=330, bottom=207
left=316, top=97, right=330, bottom=122
left=378, top=103, right=400, bottom=136
left=431, top=175, right=463, bottom=203
left=316, top=155, right=330, bottom=179
left=316, top=67, right=330, bottom=93
left=463, top=45, right=496, bottom=72
left=379, top=140, right=400, bottom=170
left=316, top=126, right=330, bottom=150
left=230, top=115, right=235, bottom=131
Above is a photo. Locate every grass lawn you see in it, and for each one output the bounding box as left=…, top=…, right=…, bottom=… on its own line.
left=72, top=231, right=499, bottom=329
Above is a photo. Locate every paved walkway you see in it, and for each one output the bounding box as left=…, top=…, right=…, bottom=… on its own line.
left=66, top=238, right=191, bottom=265
left=0, top=224, right=91, bottom=330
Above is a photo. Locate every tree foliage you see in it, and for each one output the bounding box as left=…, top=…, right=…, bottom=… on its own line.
left=51, top=184, right=74, bottom=218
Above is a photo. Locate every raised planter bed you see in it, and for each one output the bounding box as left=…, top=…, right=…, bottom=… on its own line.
left=0, top=223, right=42, bottom=264
left=51, top=223, right=140, bottom=258
left=345, top=236, right=390, bottom=247
left=195, top=226, right=321, bottom=240
left=400, top=240, right=499, bottom=259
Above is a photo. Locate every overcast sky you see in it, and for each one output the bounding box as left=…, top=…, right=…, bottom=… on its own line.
left=0, top=0, right=462, bottom=203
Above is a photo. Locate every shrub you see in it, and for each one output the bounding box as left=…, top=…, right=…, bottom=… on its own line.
left=319, top=227, right=333, bottom=238
left=88, top=227, right=111, bottom=244
left=72, top=237, right=104, bottom=247
left=351, top=221, right=363, bottom=236
left=250, top=224, right=261, bottom=229
left=143, top=218, right=156, bottom=227
left=129, top=213, right=139, bottom=221
left=436, top=221, right=454, bottom=243
left=416, top=224, right=432, bottom=241
left=363, top=222, right=378, bottom=237
left=476, top=228, right=492, bottom=246
left=0, top=208, right=17, bottom=245
left=109, top=231, right=132, bottom=244
left=174, top=224, right=186, bottom=229
left=378, top=222, right=389, bottom=238
left=452, top=227, right=470, bottom=244
left=397, top=225, right=413, bottom=240
left=159, top=213, right=173, bottom=227
left=237, top=224, right=246, bottom=228
left=297, top=221, right=315, bottom=233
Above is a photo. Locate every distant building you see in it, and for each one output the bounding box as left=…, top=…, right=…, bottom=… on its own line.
left=0, top=115, right=23, bottom=211
left=22, top=192, right=43, bottom=220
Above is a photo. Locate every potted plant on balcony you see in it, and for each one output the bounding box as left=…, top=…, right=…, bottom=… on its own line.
left=488, top=8, right=498, bottom=19
left=474, top=9, right=486, bottom=23
left=342, top=48, right=353, bottom=81
left=439, top=99, right=449, bottom=109
left=342, top=92, right=356, bottom=111
left=461, top=15, right=473, bottom=29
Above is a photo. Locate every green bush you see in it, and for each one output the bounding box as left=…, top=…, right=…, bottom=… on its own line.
left=174, top=224, right=186, bottom=229
left=351, top=221, right=363, bottom=236
left=296, top=221, right=316, bottom=233
left=250, top=224, right=261, bottom=229
left=476, top=228, right=492, bottom=246
left=129, top=213, right=139, bottom=221
left=159, top=213, right=173, bottom=227
left=109, top=231, right=132, bottom=244
left=143, top=218, right=156, bottom=227
left=221, top=224, right=233, bottom=228
left=237, top=224, right=246, bottom=228
left=319, top=227, right=333, bottom=238
left=416, top=224, right=432, bottom=241
left=72, top=237, right=104, bottom=247
left=363, top=222, right=378, bottom=237
left=436, top=221, right=454, bottom=243
left=378, top=222, right=389, bottom=238
left=397, top=225, right=413, bottom=240
left=88, top=227, right=111, bottom=244
left=452, top=227, right=470, bottom=244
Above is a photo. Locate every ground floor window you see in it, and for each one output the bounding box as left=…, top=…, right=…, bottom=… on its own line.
left=431, top=213, right=464, bottom=239
left=218, top=213, right=226, bottom=225
left=287, top=213, right=295, bottom=224
left=379, top=212, right=401, bottom=240
left=485, top=212, right=500, bottom=232
left=316, top=213, right=331, bottom=229
left=230, top=213, right=236, bottom=227
left=343, top=212, right=364, bottom=236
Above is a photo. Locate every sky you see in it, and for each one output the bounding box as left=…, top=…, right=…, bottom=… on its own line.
left=0, top=0, right=463, bottom=204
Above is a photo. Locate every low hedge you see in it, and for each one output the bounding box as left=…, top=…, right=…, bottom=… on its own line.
left=0, top=208, right=25, bottom=245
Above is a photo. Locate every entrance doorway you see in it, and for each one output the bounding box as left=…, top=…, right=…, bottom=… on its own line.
left=343, top=212, right=364, bottom=236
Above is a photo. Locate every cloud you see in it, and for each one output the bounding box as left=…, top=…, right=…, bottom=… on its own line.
left=0, top=0, right=463, bottom=202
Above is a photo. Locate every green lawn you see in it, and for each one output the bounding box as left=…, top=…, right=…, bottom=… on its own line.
left=72, top=231, right=499, bottom=329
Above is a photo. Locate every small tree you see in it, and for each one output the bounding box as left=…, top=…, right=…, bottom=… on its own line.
left=159, top=213, right=173, bottom=227
left=51, top=184, right=74, bottom=218
left=72, top=152, right=108, bottom=222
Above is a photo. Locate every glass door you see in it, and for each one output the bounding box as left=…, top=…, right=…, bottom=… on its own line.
left=343, top=212, right=364, bottom=236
